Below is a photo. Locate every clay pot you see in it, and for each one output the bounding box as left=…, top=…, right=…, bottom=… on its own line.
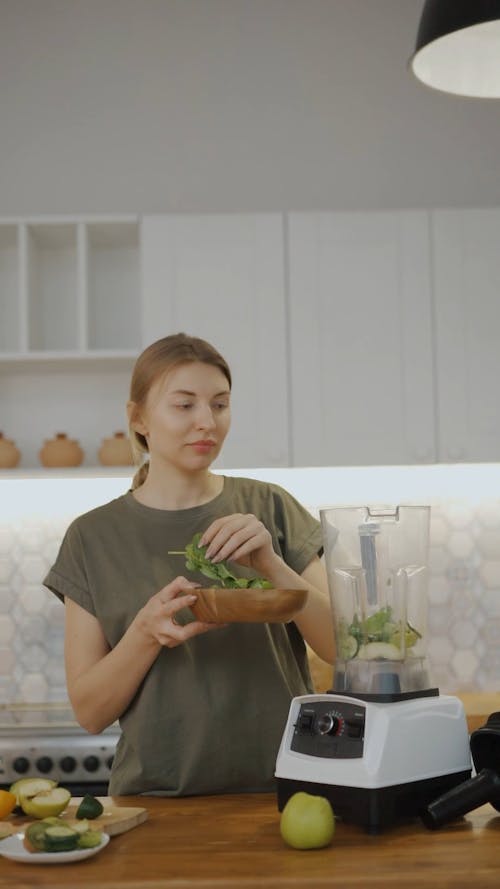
left=0, top=432, right=21, bottom=468
left=98, top=431, right=134, bottom=466
left=39, top=433, right=84, bottom=468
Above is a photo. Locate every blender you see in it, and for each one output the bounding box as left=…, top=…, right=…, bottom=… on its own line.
left=275, top=505, right=472, bottom=831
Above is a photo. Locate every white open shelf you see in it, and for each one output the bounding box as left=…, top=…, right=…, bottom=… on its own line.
left=0, top=216, right=141, bottom=469
left=0, top=216, right=141, bottom=357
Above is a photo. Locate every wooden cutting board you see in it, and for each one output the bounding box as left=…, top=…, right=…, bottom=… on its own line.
left=1, top=796, right=148, bottom=838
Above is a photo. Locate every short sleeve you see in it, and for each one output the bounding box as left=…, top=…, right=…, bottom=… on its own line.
left=269, top=484, right=323, bottom=575
left=43, top=520, right=96, bottom=616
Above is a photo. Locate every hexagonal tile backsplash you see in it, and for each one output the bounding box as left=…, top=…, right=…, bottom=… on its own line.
left=1, top=501, right=500, bottom=703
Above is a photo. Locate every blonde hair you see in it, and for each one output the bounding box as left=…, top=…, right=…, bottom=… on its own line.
left=128, top=333, right=232, bottom=489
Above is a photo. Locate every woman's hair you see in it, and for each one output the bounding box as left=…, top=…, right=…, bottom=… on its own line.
left=128, top=333, right=232, bottom=489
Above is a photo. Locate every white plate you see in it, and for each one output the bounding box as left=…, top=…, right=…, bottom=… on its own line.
left=0, top=831, right=110, bottom=864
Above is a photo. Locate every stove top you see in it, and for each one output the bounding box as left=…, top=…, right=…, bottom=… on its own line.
left=0, top=702, right=120, bottom=791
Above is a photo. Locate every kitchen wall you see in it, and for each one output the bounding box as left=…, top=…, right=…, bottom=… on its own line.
left=2, top=465, right=500, bottom=704
left=1, top=1, right=500, bottom=215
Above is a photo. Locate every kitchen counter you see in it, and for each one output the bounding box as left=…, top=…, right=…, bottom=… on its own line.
left=1, top=792, right=499, bottom=888
left=458, top=692, right=500, bottom=733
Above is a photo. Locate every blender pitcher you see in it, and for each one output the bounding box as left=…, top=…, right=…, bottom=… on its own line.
left=320, top=505, right=433, bottom=698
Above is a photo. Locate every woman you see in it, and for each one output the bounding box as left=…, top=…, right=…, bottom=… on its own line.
left=45, top=333, right=334, bottom=797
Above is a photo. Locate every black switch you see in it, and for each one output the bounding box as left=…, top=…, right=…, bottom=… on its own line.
left=346, top=721, right=363, bottom=739
left=298, top=711, right=315, bottom=731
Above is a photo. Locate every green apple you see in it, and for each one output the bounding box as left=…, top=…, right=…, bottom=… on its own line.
left=280, top=791, right=335, bottom=850
left=20, top=786, right=71, bottom=819
left=9, top=777, right=57, bottom=807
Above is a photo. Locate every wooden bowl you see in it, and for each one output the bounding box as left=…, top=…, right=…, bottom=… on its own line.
left=189, top=587, right=308, bottom=624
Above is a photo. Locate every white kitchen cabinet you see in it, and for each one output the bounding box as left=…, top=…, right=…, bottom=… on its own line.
left=287, top=212, right=436, bottom=466
left=4, top=207, right=500, bottom=474
left=141, top=214, right=289, bottom=468
left=432, top=208, right=500, bottom=463
left=0, top=217, right=140, bottom=468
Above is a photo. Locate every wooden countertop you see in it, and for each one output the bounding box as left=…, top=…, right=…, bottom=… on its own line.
left=1, top=792, right=499, bottom=888
left=457, top=692, right=500, bottom=733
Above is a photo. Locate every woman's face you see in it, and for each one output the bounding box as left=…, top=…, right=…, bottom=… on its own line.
left=131, top=361, right=231, bottom=472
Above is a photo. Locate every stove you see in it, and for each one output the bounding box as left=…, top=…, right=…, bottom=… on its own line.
left=0, top=703, right=120, bottom=796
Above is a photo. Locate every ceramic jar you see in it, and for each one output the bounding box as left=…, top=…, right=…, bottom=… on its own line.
left=39, top=433, right=84, bottom=468
left=98, top=431, right=134, bottom=466
left=0, top=432, right=21, bottom=468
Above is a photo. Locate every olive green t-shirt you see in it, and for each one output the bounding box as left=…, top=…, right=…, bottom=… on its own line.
left=44, top=475, right=324, bottom=797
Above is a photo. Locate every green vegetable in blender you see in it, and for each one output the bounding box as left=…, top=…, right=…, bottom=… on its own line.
left=339, top=606, right=422, bottom=660
left=169, top=532, right=273, bottom=589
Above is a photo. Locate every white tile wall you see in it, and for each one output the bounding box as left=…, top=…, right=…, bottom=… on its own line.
left=1, top=498, right=500, bottom=702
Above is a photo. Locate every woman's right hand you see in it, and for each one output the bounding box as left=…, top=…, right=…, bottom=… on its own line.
left=136, top=576, right=222, bottom=648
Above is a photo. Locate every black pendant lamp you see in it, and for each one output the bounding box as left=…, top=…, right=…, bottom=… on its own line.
left=410, top=0, right=500, bottom=97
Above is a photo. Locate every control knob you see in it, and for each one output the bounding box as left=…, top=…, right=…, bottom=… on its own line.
left=13, top=756, right=30, bottom=774
left=36, top=756, right=53, bottom=774
left=59, top=756, right=77, bottom=773
left=317, top=713, right=340, bottom=736
left=83, top=755, right=100, bottom=772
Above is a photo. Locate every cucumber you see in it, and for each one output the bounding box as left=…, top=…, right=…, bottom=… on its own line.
left=43, top=825, right=79, bottom=853
left=68, top=818, right=90, bottom=835
left=77, top=829, right=104, bottom=849
left=25, top=820, right=80, bottom=853
left=24, top=818, right=103, bottom=854
left=25, top=821, right=50, bottom=852
left=338, top=634, right=359, bottom=660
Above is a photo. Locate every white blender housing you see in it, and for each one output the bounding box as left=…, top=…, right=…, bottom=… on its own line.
left=275, top=505, right=472, bottom=832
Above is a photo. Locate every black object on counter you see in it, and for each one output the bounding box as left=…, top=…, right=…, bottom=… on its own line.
left=421, top=712, right=500, bottom=829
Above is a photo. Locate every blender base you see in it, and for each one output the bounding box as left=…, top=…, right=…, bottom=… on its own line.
left=276, top=770, right=472, bottom=833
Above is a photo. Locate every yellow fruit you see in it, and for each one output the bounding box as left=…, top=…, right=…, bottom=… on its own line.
left=280, top=791, right=335, bottom=850
left=0, top=789, right=16, bottom=820
left=20, top=786, right=71, bottom=819
left=9, top=777, right=57, bottom=807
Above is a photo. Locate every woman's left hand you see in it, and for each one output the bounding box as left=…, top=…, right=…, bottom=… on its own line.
left=200, top=514, right=277, bottom=577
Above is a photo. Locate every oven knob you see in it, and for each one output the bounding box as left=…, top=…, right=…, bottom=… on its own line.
left=83, top=755, right=100, bottom=772
left=36, top=756, right=53, bottom=774
left=106, top=755, right=114, bottom=770
left=60, top=756, right=77, bottom=773
left=317, top=714, right=340, bottom=736
left=13, top=756, right=30, bottom=774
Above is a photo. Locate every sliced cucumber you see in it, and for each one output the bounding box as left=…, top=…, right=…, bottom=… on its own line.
left=23, top=818, right=103, bottom=854
left=338, top=634, right=359, bottom=660
left=43, top=825, right=79, bottom=853
left=77, top=829, right=104, bottom=849
left=68, top=818, right=90, bottom=835
left=25, top=821, right=50, bottom=852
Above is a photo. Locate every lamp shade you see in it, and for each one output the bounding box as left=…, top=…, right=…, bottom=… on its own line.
left=410, top=0, right=500, bottom=98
